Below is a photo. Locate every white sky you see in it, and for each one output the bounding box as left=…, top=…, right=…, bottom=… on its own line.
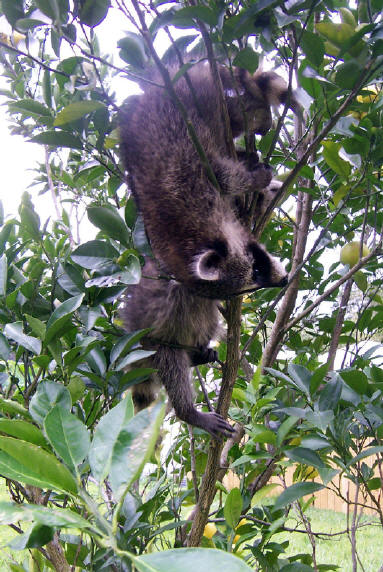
left=0, top=6, right=140, bottom=223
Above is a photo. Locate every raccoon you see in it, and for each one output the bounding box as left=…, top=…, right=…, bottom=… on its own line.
left=119, top=63, right=294, bottom=436
left=122, top=252, right=285, bottom=438
left=119, top=63, right=297, bottom=297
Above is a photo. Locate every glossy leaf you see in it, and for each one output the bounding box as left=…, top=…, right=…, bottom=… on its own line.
left=89, top=394, right=135, bottom=483
left=71, top=240, right=119, bottom=269
left=87, top=205, right=131, bottom=246
left=135, top=548, right=254, bottom=571
left=30, top=131, right=83, bottom=149
left=109, top=401, right=166, bottom=499
left=44, top=406, right=90, bottom=472
left=45, top=294, right=84, bottom=343
left=274, top=482, right=325, bottom=511
left=30, top=381, right=71, bottom=425
left=54, top=101, right=105, bottom=126
left=224, top=487, right=243, bottom=529
left=0, top=253, right=7, bottom=296
left=0, top=419, right=46, bottom=447
left=0, top=436, right=78, bottom=494
left=4, top=322, right=41, bottom=355
left=0, top=502, right=90, bottom=529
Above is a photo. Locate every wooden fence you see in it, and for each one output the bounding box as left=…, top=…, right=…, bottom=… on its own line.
left=223, top=465, right=383, bottom=516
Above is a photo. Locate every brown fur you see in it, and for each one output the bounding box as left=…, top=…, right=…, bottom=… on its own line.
left=119, top=63, right=294, bottom=437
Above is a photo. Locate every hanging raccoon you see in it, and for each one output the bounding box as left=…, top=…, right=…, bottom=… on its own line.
left=119, top=63, right=299, bottom=437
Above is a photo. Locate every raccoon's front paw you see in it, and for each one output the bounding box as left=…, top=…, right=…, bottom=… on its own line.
left=198, top=411, right=236, bottom=439
left=251, top=163, right=272, bottom=190
left=190, top=346, right=218, bottom=366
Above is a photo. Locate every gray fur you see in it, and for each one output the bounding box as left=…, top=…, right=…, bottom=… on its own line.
left=119, top=63, right=293, bottom=437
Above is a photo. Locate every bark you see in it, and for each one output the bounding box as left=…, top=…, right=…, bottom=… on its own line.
left=327, top=278, right=353, bottom=371
left=262, top=189, right=313, bottom=368
left=187, top=296, right=242, bottom=546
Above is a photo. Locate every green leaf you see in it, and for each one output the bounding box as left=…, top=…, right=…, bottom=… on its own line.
left=301, top=30, right=325, bottom=67
left=4, top=322, right=41, bottom=355
left=287, top=364, right=311, bottom=396
left=335, top=61, right=363, bottom=90
left=45, top=293, right=84, bottom=344
left=286, top=447, right=326, bottom=468
left=8, top=523, right=54, bottom=550
left=135, top=548, right=254, bottom=572
left=71, top=240, right=119, bottom=269
left=233, top=47, right=259, bottom=73
left=0, top=436, right=78, bottom=493
left=0, top=419, right=46, bottom=447
left=353, top=270, right=368, bottom=292
left=89, top=394, right=135, bottom=483
left=109, top=401, right=165, bottom=499
left=322, top=141, right=351, bottom=178
left=110, top=330, right=151, bottom=364
left=316, top=21, right=354, bottom=46
left=57, top=262, right=85, bottom=296
left=54, top=101, right=106, bottom=126
left=30, top=381, right=71, bottom=425
left=340, top=370, right=368, bottom=395
left=79, top=0, right=110, bottom=27
left=224, top=487, right=243, bottom=529
left=25, top=314, right=46, bottom=340
left=346, top=446, right=383, bottom=467
left=0, top=333, right=11, bottom=361
left=274, top=482, right=324, bottom=511
left=1, top=0, right=24, bottom=27
left=279, top=564, right=314, bottom=572
left=0, top=253, right=7, bottom=296
left=0, top=398, right=31, bottom=419
left=43, top=70, right=52, bottom=107
left=118, top=33, right=147, bottom=68
left=87, top=205, right=131, bottom=247
left=19, top=204, right=40, bottom=240
left=30, top=131, right=83, bottom=149
left=318, top=376, right=342, bottom=411
left=115, top=349, right=155, bottom=371
left=0, top=502, right=91, bottom=529
left=9, top=99, right=51, bottom=117
left=276, top=416, right=299, bottom=448
left=35, top=0, right=60, bottom=21
left=44, top=406, right=90, bottom=472
left=171, top=6, right=218, bottom=28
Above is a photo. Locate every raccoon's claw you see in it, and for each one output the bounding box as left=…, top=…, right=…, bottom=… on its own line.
left=190, top=346, right=218, bottom=366
left=199, top=411, right=236, bottom=439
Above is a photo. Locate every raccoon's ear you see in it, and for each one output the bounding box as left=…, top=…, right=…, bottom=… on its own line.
left=193, top=250, right=222, bottom=281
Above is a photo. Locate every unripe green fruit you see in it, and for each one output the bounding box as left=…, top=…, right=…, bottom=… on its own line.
left=340, top=241, right=370, bottom=266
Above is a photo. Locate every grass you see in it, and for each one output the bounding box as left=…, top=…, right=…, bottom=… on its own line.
left=275, top=506, right=383, bottom=571
left=1, top=480, right=383, bottom=570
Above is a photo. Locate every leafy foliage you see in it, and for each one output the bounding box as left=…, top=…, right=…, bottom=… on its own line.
left=0, top=0, right=383, bottom=570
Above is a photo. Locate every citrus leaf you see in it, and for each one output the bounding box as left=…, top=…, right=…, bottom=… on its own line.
left=54, top=101, right=105, bottom=126
left=44, top=406, right=90, bottom=472
left=274, top=482, right=324, bottom=510
left=0, top=436, right=78, bottom=494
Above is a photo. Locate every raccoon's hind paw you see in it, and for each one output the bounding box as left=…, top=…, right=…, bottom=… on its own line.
left=199, top=411, right=236, bottom=439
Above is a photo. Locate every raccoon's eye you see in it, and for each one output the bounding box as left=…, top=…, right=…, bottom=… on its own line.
left=252, top=265, right=260, bottom=282
left=205, top=253, right=221, bottom=268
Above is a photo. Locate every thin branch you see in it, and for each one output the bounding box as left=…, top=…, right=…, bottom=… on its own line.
left=285, top=245, right=382, bottom=332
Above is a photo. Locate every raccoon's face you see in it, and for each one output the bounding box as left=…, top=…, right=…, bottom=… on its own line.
left=189, top=237, right=287, bottom=298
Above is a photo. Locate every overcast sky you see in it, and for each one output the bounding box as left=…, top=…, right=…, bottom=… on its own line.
left=0, top=7, right=142, bottom=224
